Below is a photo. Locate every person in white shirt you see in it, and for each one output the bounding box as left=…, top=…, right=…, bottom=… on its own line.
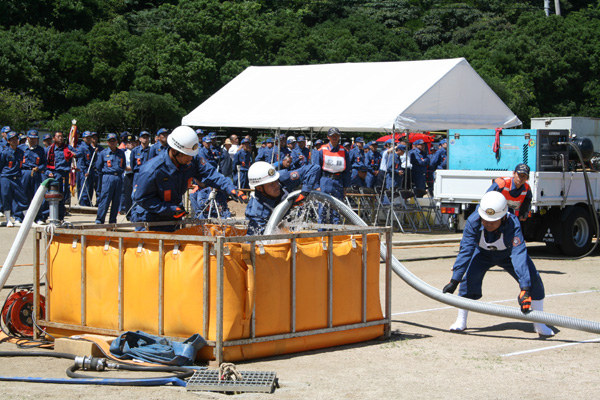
left=228, top=134, right=239, bottom=156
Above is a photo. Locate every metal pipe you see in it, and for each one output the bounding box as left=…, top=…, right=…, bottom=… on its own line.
left=33, top=230, right=41, bottom=340
left=202, top=242, right=209, bottom=338
left=81, top=235, right=87, bottom=326
left=215, top=237, right=224, bottom=365
left=291, top=238, right=297, bottom=333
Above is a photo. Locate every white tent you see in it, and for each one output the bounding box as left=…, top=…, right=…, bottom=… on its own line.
left=182, top=58, right=521, bottom=132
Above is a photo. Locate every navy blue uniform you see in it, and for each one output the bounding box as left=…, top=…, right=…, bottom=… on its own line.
left=349, top=146, right=366, bottom=181
left=131, top=151, right=236, bottom=232
left=350, top=172, right=367, bottom=188
left=130, top=144, right=151, bottom=175
left=43, top=143, right=75, bottom=220
left=429, top=146, right=447, bottom=171
left=408, top=147, right=429, bottom=192
left=75, top=141, right=96, bottom=206
left=199, top=145, right=219, bottom=169
left=19, top=143, right=47, bottom=220
left=291, top=145, right=310, bottom=169
left=245, top=164, right=321, bottom=236
left=95, top=147, right=126, bottom=224
left=0, top=146, right=28, bottom=220
left=312, top=143, right=350, bottom=224
left=384, top=151, right=404, bottom=189
left=233, top=149, right=253, bottom=189
left=364, top=149, right=382, bottom=188
left=451, top=210, right=545, bottom=300
left=148, top=142, right=168, bottom=159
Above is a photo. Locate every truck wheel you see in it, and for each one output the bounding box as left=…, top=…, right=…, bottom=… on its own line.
left=560, top=207, right=593, bottom=257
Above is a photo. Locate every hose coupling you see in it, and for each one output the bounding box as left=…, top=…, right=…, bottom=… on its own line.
left=74, top=355, right=111, bottom=371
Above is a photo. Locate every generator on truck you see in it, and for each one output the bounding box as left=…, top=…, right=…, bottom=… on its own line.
left=433, top=117, right=600, bottom=257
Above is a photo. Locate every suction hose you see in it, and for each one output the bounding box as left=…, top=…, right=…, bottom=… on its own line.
left=0, top=178, right=52, bottom=291
left=265, top=190, right=600, bottom=335
left=0, top=351, right=191, bottom=386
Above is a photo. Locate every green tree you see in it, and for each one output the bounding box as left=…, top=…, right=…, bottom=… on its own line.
left=0, top=87, right=48, bottom=131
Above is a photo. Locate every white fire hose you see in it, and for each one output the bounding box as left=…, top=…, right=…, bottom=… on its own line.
left=264, top=190, right=600, bottom=335
left=0, top=179, right=52, bottom=291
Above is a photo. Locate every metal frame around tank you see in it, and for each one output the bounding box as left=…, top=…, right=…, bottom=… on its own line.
left=32, top=222, right=392, bottom=365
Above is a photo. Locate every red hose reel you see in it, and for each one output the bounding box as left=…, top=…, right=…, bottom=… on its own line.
left=1, top=289, right=45, bottom=337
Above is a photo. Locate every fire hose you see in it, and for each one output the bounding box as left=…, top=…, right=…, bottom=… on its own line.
left=0, top=352, right=194, bottom=386
left=264, top=190, right=600, bottom=335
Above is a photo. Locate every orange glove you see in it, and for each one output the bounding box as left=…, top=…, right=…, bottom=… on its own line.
left=173, top=207, right=186, bottom=219
left=229, top=190, right=248, bottom=203
left=518, top=289, right=531, bottom=313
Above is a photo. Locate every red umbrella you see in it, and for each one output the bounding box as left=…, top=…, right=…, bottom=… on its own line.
left=376, top=132, right=435, bottom=144
left=407, top=132, right=434, bottom=143
left=376, top=133, right=403, bottom=142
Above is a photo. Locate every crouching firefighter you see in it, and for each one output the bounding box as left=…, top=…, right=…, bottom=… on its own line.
left=442, top=191, right=554, bottom=336
left=245, top=161, right=321, bottom=236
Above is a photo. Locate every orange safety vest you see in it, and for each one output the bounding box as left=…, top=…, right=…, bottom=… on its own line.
left=494, top=177, right=530, bottom=216
left=321, top=145, right=346, bottom=174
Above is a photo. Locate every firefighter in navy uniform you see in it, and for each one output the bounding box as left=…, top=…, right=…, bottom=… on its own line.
left=408, top=139, right=429, bottom=196
left=0, top=131, right=28, bottom=226
left=245, top=161, right=321, bottom=236
left=148, top=128, right=169, bottom=159
left=487, top=163, right=532, bottom=222
left=233, top=138, right=253, bottom=189
left=291, top=135, right=310, bottom=168
left=75, top=131, right=94, bottom=207
left=130, top=130, right=152, bottom=184
left=95, top=133, right=126, bottom=224
left=441, top=191, right=554, bottom=336
left=42, top=131, right=75, bottom=222
left=312, top=127, right=351, bottom=224
left=348, top=136, right=366, bottom=181
left=131, top=126, right=246, bottom=232
left=19, top=130, right=47, bottom=224
left=364, top=141, right=382, bottom=188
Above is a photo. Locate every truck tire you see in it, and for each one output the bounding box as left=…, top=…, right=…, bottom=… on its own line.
left=560, top=207, right=594, bottom=257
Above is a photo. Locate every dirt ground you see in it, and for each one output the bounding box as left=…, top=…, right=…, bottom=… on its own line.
left=0, top=211, right=599, bottom=399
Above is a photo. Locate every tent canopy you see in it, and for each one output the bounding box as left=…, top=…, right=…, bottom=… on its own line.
left=182, top=58, right=521, bottom=132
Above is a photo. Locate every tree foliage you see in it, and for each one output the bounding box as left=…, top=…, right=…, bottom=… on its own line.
left=0, top=0, right=598, bottom=132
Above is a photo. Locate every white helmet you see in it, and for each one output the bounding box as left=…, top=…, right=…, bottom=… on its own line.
left=248, top=161, right=280, bottom=189
left=167, top=126, right=199, bottom=156
left=478, top=191, right=508, bottom=221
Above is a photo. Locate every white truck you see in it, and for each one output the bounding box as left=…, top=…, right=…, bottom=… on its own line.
left=433, top=118, right=600, bottom=257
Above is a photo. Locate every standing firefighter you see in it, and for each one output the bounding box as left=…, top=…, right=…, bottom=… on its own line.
left=487, top=163, right=532, bottom=221
left=19, top=130, right=47, bottom=224
left=0, top=131, right=28, bottom=226
left=442, top=191, right=554, bottom=336
left=131, top=126, right=246, bottom=232
left=95, top=133, right=126, bottom=224
left=312, top=127, right=350, bottom=224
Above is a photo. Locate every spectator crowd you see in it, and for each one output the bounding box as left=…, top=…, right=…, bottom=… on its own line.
left=0, top=125, right=447, bottom=228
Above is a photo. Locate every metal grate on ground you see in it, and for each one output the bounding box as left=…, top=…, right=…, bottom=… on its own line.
left=186, top=369, right=278, bottom=393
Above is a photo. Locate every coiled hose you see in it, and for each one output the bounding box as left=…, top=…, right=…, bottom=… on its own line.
left=265, top=190, right=600, bottom=335
left=0, top=351, right=193, bottom=386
